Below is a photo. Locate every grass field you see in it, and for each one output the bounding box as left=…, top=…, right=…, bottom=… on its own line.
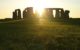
left=0, top=19, right=80, bottom=50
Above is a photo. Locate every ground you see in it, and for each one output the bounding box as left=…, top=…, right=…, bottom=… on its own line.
left=0, top=19, right=80, bottom=50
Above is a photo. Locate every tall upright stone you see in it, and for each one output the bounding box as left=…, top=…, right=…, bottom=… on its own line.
left=64, top=10, right=70, bottom=19
left=17, top=9, right=21, bottom=19
left=23, top=9, right=27, bottom=19
left=48, top=9, right=54, bottom=21
left=49, top=9, right=54, bottom=17
left=55, top=9, right=60, bottom=18
left=13, top=11, right=17, bottom=19
left=13, top=9, right=18, bottom=19
left=23, top=7, right=29, bottom=19
left=15, top=9, right=18, bottom=19
left=60, top=9, right=65, bottom=18
left=27, top=7, right=34, bottom=17
left=23, top=7, right=34, bottom=20
left=13, top=9, right=21, bottom=20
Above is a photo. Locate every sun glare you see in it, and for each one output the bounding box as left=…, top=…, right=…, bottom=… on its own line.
left=32, top=0, right=62, bottom=17
left=19, top=0, right=64, bottom=16
left=34, top=7, right=44, bottom=16
left=33, top=0, right=46, bottom=16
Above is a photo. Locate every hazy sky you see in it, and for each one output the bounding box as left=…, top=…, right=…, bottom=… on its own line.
left=0, top=0, right=80, bottom=19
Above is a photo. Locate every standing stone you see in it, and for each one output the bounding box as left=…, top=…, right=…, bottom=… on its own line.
left=49, top=9, right=54, bottom=17
left=48, top=9, right=54, bottom=21
left=55, top=9, right=60, bottom=18
left=23, top=7, right=34, bottom=20
left=13, top=11, right=17, bottom=19
left=13, top=9, right=18, bottom=20
left=15, top=10, right=18, bottom=19
left=27, top=7, right=34, bottom=17
left=23, top=9, right=27, bottom=19
left=64, top=10, right=70, bottom=19
left=13, top=9, right=21, bottom=20
left=17, top=9, right=21, bottom=19
left=61, top=9, right=65, bottom=18
left=26, top=7, right=34, bottom=21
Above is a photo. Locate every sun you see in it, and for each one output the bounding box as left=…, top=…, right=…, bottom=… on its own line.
left=20, top=0, right=63, bottom=17
left=33, top=0, right=48, bottom=16
left=32, top=0, right=61, bottom=16
left=34, top=7, right=44, bottom=16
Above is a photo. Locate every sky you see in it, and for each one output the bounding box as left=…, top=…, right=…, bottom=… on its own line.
left=0, top=0, right=80, bottom=19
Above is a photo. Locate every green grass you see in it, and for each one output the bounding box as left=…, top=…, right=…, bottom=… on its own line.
left=0, top=19, right=80, bottom=50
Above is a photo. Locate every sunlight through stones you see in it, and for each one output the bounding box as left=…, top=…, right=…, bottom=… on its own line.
left=12, top=7, right=70, bottom=23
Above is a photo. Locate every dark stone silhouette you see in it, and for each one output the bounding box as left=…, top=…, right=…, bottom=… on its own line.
left=27, top=7, right=34, bottom=18
left=64, top=10, right=70, bottom=19
left=60, top=9, right=65, bottom=18
left=13, top=9, right=21, bottom=19
left=17, top=9, right=21, bottom=19
left=48, top=9, right=54, bottom=18
left=23, top=8, right=27, bottom=19
left=23, top=7, right=34, bottom=20
left=55, top=9, right=60, bottom=18
left=43, top=8, right=66, bottom=19
left=13, top=7, right=70, bottom=21
left=13, top=11, right=17, bottom=19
